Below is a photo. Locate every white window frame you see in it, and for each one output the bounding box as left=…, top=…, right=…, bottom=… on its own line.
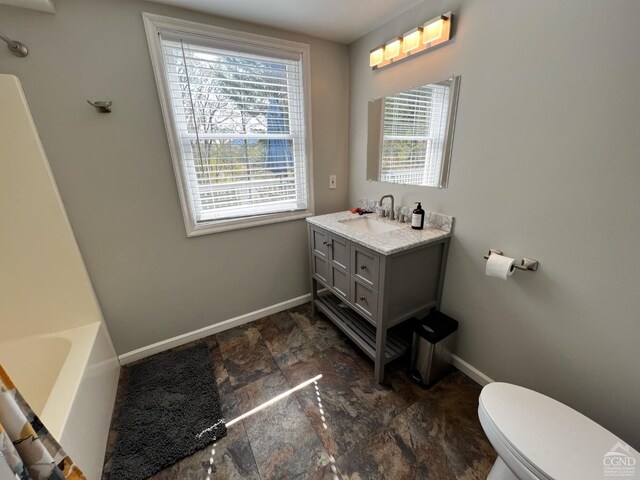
left=143, top=13, right=314, bottom=236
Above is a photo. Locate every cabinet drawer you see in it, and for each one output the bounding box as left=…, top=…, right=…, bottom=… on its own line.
left=352, top=280, right=378, bottom=322
left=352, top=247, right=380, bottom=290
left=313, top=255, right=329, bottom=284
left=331, top=266, right=350, bottom=301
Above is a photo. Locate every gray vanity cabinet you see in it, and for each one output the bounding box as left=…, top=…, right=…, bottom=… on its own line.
left=307, top=223, right=450, bottom=383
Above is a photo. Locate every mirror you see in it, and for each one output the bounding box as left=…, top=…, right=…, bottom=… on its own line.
left=367, top=75, right=461, bottom=187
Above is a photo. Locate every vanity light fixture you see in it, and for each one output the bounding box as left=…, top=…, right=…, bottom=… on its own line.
left=402, top=27, right=422, bottom=53
left=384, top=37, right=402, bottom=60
left=369, top=45, right=384, bottom=67
left=371, top=11, right=453, bottom=71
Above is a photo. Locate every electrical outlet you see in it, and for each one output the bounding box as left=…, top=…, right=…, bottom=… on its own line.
left=329, top=175, right=337, bottom=189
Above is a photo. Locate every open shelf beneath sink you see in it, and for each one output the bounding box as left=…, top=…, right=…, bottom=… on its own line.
left=314, top=291, right=409, bottom=364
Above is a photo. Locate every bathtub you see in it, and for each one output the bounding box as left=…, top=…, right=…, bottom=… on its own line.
left=0, top=321, right=120, bottom=479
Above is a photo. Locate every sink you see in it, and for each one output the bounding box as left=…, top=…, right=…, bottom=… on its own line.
left=340, top=216, right=402, bottom=234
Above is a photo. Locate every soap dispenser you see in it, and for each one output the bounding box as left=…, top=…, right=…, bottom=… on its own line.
left=411, top=202, right=425, bottom=230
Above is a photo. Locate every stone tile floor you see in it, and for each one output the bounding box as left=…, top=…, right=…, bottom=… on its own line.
left=103, top=303, right=496, bottom=479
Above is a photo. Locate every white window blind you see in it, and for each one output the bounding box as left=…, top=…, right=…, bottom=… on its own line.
left=158, top=31, right=309, bottom=227
left=380, top=80, right=451, bottom=186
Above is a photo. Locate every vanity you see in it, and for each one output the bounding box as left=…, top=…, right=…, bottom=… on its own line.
left=306, top=210, right=453, bottom=382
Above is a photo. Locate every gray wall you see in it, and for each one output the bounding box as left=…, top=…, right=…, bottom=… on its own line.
left=0, top=0, right=349, bottom=354
left=349, top=0, right=640, bottom=446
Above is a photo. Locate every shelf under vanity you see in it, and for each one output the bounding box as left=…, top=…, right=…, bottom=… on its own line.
left=314, top=291, right=409, bottom=363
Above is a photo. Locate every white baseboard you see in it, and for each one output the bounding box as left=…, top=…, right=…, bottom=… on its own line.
left=118, top=293, right=311, bottom=365
left=452, top=354, right=494, bottom=386
left=119, top=292, right=495, bottom=389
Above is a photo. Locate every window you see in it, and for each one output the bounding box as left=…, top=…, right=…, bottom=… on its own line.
left=379, top=77, right=457, bottom=187
left=143, top=14, right=313, bottom=235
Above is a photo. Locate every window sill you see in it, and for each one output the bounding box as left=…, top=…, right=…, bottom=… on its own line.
left=186, top=210, right=314, bottom=237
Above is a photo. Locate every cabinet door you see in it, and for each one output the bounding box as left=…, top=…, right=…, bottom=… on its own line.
left=330, top=235, right=350, bottom=270
left=328, top=234, right=350, bottom=301
left=330, top=266, right=350, bottom=301
left=312, top=255, right=329, bottom=284
left=352, top=246, right=380, bottom=290
left=311, top=227, right=330, bottom=259
left=310, top=226, right=331, bottom=284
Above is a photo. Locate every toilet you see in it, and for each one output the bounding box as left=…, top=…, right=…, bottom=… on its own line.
left=479, top=383, right=639, bottom=480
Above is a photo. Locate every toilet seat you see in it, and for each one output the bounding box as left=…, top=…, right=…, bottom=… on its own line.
left=479, top=383, right=638, bottom=480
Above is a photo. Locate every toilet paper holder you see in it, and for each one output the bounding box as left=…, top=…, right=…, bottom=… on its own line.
left=484, top=249, right=539, bottom=272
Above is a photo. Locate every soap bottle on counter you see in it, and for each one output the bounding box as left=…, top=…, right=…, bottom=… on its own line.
left=411, top=202, right=425, bottom=230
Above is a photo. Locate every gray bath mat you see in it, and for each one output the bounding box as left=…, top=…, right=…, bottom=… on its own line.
left=110, top=342, right=227, bottom=480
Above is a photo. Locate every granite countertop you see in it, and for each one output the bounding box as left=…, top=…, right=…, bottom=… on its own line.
left=307, top=211, right=453, bottom=255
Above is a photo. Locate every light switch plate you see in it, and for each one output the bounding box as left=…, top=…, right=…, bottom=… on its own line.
left=329, top=175, right=337, bottom=189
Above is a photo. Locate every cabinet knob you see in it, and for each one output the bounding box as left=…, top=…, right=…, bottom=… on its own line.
left=322, top=241, right=329, bottom=246
left=360, top=264, right=366, bottom=270
left=359, top=296, right=366, bottom=301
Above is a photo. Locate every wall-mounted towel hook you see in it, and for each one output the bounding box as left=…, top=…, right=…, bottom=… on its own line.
left=484, top=249, right=539, bottom=272
left=87, top=100, right=112, bottom=113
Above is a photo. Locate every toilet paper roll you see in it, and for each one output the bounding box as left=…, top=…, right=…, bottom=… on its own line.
left=486, top=254, right=515, bottom=280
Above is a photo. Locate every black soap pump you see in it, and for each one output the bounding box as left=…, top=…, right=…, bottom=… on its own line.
left=411, top=202, right=425, bottom=230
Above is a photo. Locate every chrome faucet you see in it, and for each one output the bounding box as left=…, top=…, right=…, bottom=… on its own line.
left=379, top=194, right=395, bottom=220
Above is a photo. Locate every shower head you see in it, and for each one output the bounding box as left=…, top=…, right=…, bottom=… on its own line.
left=0, top=32, right=28, bottom=57
left=7, top=40, right=28, bottom=57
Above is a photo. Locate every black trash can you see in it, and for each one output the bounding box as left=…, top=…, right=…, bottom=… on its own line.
left=410, top=311, right=458, bottom=388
